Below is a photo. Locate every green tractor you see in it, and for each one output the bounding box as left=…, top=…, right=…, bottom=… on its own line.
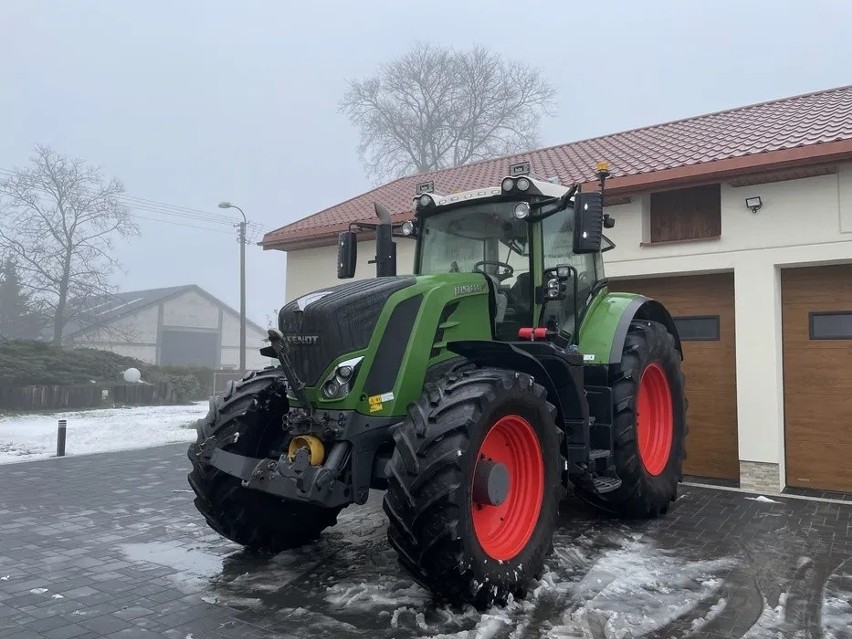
left=187, top=161, right=687, bottom=608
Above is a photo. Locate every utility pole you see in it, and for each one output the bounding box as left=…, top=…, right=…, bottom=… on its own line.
left=219, top=201, right=247, bottom=371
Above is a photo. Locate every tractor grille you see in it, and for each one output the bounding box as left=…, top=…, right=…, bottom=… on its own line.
left=278, top=277, right=416, bottom=386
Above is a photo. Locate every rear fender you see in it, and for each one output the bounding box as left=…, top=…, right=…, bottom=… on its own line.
left=579, top=291, right=682, bottom=368
left=610, top=298, right=683, bottom=364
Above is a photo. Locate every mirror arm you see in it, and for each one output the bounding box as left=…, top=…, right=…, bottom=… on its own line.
left=525, top=184, right=578, bottom=223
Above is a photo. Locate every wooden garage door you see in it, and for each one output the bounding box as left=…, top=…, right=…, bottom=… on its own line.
left=782, top=264, right=852, bottom=493
left=612, top=273, right=739, bottom=481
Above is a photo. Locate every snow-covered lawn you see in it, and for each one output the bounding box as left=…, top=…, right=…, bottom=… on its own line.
left=0, top=402, right=209, bottom=464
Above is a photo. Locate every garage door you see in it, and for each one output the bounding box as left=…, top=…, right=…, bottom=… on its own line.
left=781, top=264, right=852, bottom=493
left=612, top=273, right=739, bottom=481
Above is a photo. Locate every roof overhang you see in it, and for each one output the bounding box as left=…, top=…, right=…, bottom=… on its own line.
left=263, top=138, right=852, bottom=252
left=578, top=138, right=852, bottom=195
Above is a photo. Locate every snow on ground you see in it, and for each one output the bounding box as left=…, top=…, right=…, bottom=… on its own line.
left=822, top=558, right=852, bottom=639
left=0, top=402, right=209, bottom=463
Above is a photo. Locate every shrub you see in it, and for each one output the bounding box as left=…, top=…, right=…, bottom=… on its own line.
left=165, top=374, right=202, bottom=403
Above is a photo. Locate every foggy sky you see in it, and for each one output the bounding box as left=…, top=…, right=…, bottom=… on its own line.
left=2, top=0, right=851, bottom=327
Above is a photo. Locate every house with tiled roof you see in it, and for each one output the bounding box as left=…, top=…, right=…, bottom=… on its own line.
left=261, top=85, right=852, bottom=496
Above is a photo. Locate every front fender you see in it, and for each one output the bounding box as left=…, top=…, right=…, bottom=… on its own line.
left=446, top=340, right=587, bottom=425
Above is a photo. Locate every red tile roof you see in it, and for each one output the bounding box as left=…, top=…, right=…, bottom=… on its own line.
left=263, top=85, right=852, bottom=250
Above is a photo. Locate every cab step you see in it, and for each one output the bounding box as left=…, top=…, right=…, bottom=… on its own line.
left=589, top=448, right=610, bottom=460
left=592, top=476, right=622, bottom=493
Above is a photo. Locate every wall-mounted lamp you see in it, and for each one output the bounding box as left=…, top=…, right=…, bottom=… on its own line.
left=745, top=196, right=763, bottom=214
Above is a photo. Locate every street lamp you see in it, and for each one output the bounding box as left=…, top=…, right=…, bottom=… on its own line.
left=219, top=201, right=247, bottom=371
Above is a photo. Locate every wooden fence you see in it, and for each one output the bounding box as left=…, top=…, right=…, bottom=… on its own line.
left=0, top=381, right=177, bottom=411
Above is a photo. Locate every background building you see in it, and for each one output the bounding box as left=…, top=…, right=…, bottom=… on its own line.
left=262, top=85, right=852, bottom=496
left=64, top=285, right=273, bottom=371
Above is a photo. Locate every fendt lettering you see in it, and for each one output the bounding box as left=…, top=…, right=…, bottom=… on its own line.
left=186, top=160, right=687, bottom=610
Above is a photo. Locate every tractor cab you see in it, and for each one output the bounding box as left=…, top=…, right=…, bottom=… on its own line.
left=338, top=161, right=616, bottom=345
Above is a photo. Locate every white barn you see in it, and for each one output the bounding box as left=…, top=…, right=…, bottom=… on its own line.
left=64, top=285, right=272, bottom=371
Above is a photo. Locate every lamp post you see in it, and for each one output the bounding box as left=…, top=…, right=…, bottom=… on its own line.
left=219, top=201, right=247, bottom=371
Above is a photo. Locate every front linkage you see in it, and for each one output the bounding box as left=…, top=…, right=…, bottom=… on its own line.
left=195, top=329, right=396, bottom=509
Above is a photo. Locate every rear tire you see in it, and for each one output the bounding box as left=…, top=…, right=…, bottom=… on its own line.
left=591, top=320, right=687, bottom=517
left=187, top=368, right=342, bottom=553
left=383, top=367, right=562, bottom=609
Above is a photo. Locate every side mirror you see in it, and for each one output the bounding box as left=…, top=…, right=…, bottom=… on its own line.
left=572, top=191, right=604, bottom=254
left=337, top=231, right=357, bottom=279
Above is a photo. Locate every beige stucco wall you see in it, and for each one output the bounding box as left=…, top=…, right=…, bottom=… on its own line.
left=283, top=238, right=418, bottom=303
left=280, top=163, right=852, bottom=489
left=601, top=165, right=852, bottom=487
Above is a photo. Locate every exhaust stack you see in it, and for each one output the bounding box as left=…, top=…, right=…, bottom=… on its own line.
left=373, top=202, right=396, bottom=277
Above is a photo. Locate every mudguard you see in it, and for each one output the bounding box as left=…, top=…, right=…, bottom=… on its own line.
left=612, top=297, right=683, bottom=363
left=579, top=291, right=682, bottom=367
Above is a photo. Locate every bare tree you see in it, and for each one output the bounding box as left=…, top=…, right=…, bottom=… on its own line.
left=0, top=145, right=139, bottom=345
left=340, top=42, right=557, bottom=182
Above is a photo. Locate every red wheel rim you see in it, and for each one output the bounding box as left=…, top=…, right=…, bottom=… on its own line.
left=471, top=414, right=544, bottom=561
left=636, top=363, right=673, bottom=475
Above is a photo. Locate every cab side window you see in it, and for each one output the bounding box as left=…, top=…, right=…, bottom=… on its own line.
left=540, top=209, right=598, bottom=337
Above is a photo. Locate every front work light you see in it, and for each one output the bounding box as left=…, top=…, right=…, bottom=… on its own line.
left=501, top=177, right=514, bottom=192
left=513, top=202, right=530, bottom=219
left=401, top=220, right=415, bottom=236
left=516, top=177, right=530, bottom=191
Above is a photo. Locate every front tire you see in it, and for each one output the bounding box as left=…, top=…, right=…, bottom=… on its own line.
left=383, top=367, right=562, bottom=609
left=187, top=368, right=342, bottom=553
left=593, top=320, right=687, bottom=517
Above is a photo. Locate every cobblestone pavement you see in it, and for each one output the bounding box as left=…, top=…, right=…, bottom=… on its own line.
left=0, top=444, right=849, bottom=639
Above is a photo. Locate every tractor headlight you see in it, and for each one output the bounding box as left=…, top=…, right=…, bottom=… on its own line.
left=320, top=356, right=364, bottom=400
left=501, top=177, right=514, bottom=192
left=322, top=380, right=340, bottom=398
left=516, top=177, right=530, bottom=191
left=513, top=202, right=530, bottom=219
left=401, top=220, right=415, bottom=236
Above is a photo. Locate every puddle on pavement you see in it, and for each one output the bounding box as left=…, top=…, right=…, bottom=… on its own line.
left=120, top=541, right=233, bottom=579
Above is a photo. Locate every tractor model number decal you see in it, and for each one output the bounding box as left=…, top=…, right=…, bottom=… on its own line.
left=454, top=284, right=485, bottom=296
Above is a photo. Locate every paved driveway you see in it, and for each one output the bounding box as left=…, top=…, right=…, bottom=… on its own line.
left=0, top=444, right=849, bottom=639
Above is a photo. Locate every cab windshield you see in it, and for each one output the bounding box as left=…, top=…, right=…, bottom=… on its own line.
left=417, top=201, right=529, bottom=280
left=417, top=201, right=532, bottom=338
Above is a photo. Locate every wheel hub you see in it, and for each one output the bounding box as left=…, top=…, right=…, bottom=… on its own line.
left=473, top=459, right=510, bottom=506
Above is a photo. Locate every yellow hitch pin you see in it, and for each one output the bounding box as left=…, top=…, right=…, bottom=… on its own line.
left=288, top=435, right=325, bottom=466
